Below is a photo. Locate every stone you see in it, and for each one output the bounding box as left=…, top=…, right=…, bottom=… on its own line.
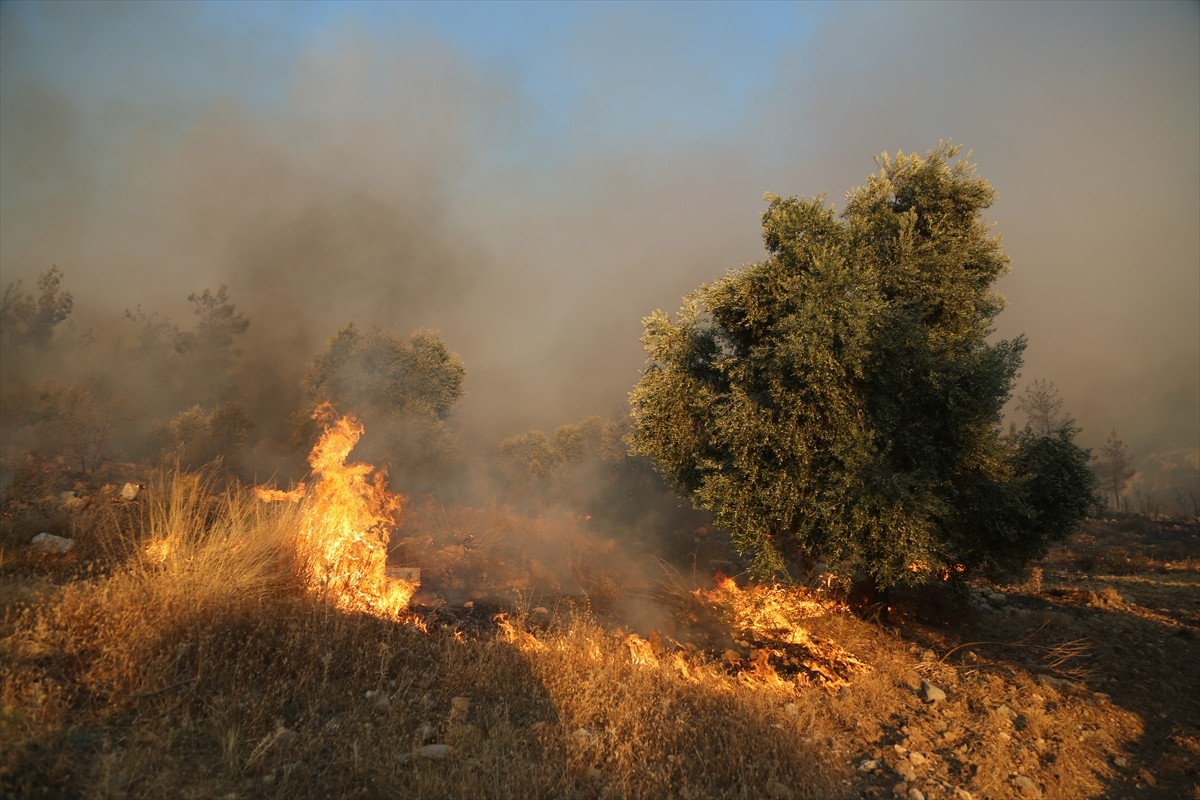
left=895, top=761, right=917, bottom=782
left=31, top=532, right=75, bottom=553
left=120, top=482, right=143, bottom=501
left=908, top=751, right=928, bottom=766
left=858, top=759, right=879, bottom=772
left=920, top=680, right=947, bottom=703
left=1113, top=756, right=1129, bottom=768
left=1013, top=775, right=1041, bottom=798
left=952, top=790, right=974, bottom=800
left=59, top=491, right=86, bottom=510
left=415, top=743, right=450, bottom=760
left=907, top=789, right=925, bottom=800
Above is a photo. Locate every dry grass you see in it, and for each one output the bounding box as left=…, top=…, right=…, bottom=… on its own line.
left=1, top=471, right=1196, bottom=799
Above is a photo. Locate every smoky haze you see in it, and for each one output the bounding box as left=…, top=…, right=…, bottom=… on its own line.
left=1, top=1, right=1197, bottom=464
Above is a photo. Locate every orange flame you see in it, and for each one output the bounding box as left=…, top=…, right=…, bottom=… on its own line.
left=259, top=403, right=415, bottom=616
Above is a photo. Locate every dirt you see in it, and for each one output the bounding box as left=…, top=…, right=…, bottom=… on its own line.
left=868, top=516, right=1200, bottom=800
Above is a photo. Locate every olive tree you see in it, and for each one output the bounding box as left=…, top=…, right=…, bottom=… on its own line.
left=630, top=144, right=1096, bottom=587
left=302, top=324, right=466, bottom=489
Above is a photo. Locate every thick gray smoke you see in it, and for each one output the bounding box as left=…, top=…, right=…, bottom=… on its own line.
left=2, top=1, right=1197, bottom=465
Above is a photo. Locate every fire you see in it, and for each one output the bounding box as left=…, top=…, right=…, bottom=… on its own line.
left=258, top=403, right=415, bottom=617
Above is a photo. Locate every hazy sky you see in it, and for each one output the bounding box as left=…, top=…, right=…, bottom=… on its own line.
left=2, top=0, right=1197, bottom=454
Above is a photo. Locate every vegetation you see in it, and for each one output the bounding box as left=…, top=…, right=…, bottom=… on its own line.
left=3, top=468, right=1196, bottom=799
left=0, top=143, right=1196, bottom=800
left=301, top=324, right=466, bottom=489
left=630, top=144, right=1097, bottom=586
left=1095, top=429, right=1136, bottom=512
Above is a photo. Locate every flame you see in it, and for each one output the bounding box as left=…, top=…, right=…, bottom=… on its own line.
left=260, top=403, right=415, bottom=616
left=692, top=578, right=869, bottom=691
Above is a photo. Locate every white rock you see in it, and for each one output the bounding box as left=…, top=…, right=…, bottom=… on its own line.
left=31, top=532, right=75, bottom=553
left=415, top=743, right=450, bottom=760
left=920, top=680, right=947, bottom=703
left=120, top=482, right=143, bottom=501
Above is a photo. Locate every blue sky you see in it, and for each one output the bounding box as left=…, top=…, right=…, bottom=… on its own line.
left=1, top=1, right=1197, bottom=452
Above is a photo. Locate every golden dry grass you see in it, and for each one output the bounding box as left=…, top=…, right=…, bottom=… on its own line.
left=1, top=469, right=1196, bottom=799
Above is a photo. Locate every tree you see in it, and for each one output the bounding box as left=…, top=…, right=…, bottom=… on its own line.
left=0, top=266, right=74, bottom=349
left=630, top=144, right=1096, bottom=587
left=1015, top=378, right=1069, bottom=436
left=303, top=324, right=466, bottom=488
left=1094, top=429, right=1135, bottom=511
left=123, top=285, right=250, bottom=414
left=33, top=374, right=126, bottom=477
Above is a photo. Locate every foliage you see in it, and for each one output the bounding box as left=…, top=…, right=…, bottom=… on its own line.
left=32, top=374, right=127, bottom=477
left=0, top=266, right=74, bottom=349
left=302, top=324, right=466, bottom=489
left=123, top=285, right=251, bottom=417
left=158, top=402, right=254, bottom=472
left=1015, top=378, right=1070, bottom=436
left=630, top=143, right=1094, bottom=586
left=1094, top=429, right=1135, bottom=511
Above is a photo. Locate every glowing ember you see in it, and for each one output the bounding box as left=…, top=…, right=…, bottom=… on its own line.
left=258, top=403, right=415, bottom=616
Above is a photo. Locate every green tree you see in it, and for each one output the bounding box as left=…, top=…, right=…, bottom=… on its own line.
left=303, top=324, right=466, bottom=488
left=630, top=144, right=1095, bottom=587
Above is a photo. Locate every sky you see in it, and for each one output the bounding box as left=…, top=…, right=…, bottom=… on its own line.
left=2, top=0, right=1198, bottom=457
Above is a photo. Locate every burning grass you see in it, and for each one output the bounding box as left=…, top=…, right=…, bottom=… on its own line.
left=1, top=418, right=1194, bottom=798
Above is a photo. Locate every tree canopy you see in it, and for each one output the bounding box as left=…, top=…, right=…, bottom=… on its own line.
left=630, top=143, right=1096, bottom=586
left=303, top=324, right=466, bottom=489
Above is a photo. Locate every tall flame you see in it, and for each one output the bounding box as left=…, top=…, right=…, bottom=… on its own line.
left=258, top=403, right=415, bottom=616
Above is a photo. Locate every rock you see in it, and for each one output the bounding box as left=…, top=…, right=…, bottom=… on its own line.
left=1113, top=755, right=1129, bottom=768
left=766, top=779, right=790, bottom=799
left=59, top=491, right=86, bottom=510
left=952, top=789, right=973, bottom=800
left=1036, top=674, right=1077, bottom=691
left=415, top=743, right=450, bottom=760
left=1137, top=768, right=1157, bottom=786
left=908, top=751, right=928, bottom=766
left=907, top=789, right=925, bottom=800
left=120, top=482, right=143, bottom=501
left=920, top=680, right=947, bottom=703
left=1013, top=775, right=1041, bottom=798
left=31, top=532, right=75, bottom=553
left=895, top=761, right=917, bottom=782
left=892, top=783, right=909, bottom=798
left=273, top=727, right=299, bottom=748
left=858, top=759, right=879, bottom=772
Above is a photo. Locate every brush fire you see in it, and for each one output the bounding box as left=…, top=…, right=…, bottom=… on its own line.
left=250, top=404, right=868, bottom=692
left=256, top=403, right=417, bottom=617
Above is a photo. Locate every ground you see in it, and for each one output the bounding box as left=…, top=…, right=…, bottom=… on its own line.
left=1, top=479, right=1197, bottom=800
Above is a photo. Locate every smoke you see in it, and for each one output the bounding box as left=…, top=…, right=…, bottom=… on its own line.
left=2, top=0, right=1197, bottom=464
